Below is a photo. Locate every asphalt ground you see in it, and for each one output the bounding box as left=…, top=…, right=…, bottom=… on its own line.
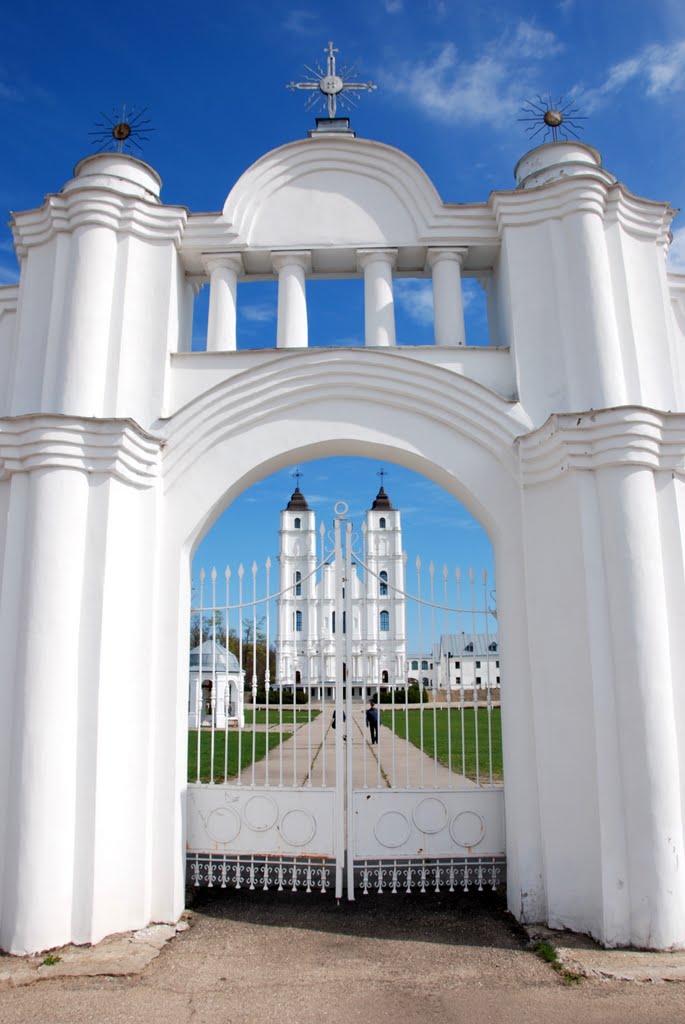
left=2, top=888, right=684, bottom=1024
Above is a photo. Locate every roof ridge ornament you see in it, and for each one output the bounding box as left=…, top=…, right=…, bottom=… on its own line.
left=286, top=40, right=377, bottom=122
left=518, top=94, right=587, bottom=143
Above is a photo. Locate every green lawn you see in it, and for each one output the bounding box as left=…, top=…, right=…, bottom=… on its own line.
left=381, top=707, right=503, bottom=783
left=187, top=729, right=291, bottom=783
left=244, top=708, right=321, bottom=726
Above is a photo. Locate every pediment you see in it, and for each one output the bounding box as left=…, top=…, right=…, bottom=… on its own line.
left=223, top=137, right=444, bottom=248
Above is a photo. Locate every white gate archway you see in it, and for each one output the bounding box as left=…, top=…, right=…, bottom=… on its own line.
left=1, top=130, right=685, bottom=953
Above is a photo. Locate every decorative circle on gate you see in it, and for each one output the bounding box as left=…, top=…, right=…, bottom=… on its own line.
left=374, top=811, right=412, bottom=849
left=206, top=807, right=241, bottom=845
left=449, top=811, right=486, bottom=849
left=334, top=501, right=348, bottom=517
left=280, top=809, right=316, bottom=847
left=243, top=795, right=279, bottom=832
left=413, top=797, right=448, bottom=835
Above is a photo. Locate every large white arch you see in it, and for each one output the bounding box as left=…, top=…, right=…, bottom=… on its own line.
left=222, top=137, right=451, bottom=247
left=149, top=352, right=544, bottom=937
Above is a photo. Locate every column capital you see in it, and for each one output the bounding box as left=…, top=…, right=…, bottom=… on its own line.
left=356, top=248, right=398, bottom=272
left=271, top=250, right=312, bottom=274
left=425, top=247, right=468, bottom=270
left=185, top=274, right=207, bottom=297
left=202, top=252, right=244, bottom=276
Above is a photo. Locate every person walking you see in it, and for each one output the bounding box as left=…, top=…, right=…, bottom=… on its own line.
left=365, top=698, right=379, bottom=745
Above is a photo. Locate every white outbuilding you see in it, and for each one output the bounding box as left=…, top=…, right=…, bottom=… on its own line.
left=188, top=640, right=245, bottom=728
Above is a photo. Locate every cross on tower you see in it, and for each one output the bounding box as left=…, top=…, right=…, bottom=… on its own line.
left=377, top=467, right=388, bottom=487
left=292, top=468, right=303, bottom=486
left=286, top=40, right=377, bottom=120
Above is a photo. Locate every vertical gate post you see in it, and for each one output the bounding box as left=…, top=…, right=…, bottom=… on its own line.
left=333, top=516, right=345, bottom=898
left=344, top=519, right=356, bottom=899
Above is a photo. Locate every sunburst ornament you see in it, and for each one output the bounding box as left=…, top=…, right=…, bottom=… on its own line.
left=88, top=104, right=155, bottom=154
left=518, top=95, right=587, bottom=142
left=287, top=40, right=377, bottom=120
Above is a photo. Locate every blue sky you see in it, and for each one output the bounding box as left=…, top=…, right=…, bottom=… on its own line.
left=2, top=0, right=683, bottom=638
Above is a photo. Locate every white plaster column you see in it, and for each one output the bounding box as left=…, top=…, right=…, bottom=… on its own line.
left=427, top=248, right=467, bottom=347
left=273, top=252, right=311, bottom=348
left=203, top=254, right=243, bottom=353
left=357, top=249, right=397, bottom=347
left=596, top=465, right=685, bottom=948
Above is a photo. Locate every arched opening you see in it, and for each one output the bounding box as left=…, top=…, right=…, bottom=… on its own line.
left=157, top=353, right=536, bottom=918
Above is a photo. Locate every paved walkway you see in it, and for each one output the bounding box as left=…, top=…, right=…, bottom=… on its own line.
left=246, top=708, right=480, bottom=789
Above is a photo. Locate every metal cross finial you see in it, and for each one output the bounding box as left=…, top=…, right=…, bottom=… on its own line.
left=286, top=40, right=377, bottom=120
left=377, top=467, right=388, bottom=487
left=292, top=467, right=303, bottom=486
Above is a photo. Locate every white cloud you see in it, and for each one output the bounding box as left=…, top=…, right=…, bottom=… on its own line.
left=579, top=38, right=685, bottom=112
left=283, top=9, right=321, bottom=35
left=382, top=21, right=562, bottom=124
left=384, top=0, right=403, bottom=11
left=668, top=226, right=685, bottom=272
left=241, top=304, right=276, bottom=323
left=394, top=280, right=433, bottom=325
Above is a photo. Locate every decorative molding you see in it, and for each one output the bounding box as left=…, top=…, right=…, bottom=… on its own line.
left=492, top=178, right=674, bottom=240
left=0, top=415, right=163, bottom=487
left=11, top=191, right=187, bottom=254
left=517, top=407, right=685, bottom=485
left=160, top=347, right=529, bottom=490
left=0, top=285, right=19, bottom=321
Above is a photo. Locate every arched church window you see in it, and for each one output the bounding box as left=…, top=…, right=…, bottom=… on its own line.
left=488, top=641, right=498, bottom=651
left=380, top=610, right=390, bottom=632
left=294, top=571, right=302, bottom=596
left=421, top=660, right=428, bottom=670
left=379, top=517, right=386, bottom=529
left=411, top=660, right=418, bottom=670
left=295, top=610, right=303, bottom=632
left=295, top=670, right=301, bottom=685
left=382, top=670, right=389, bottom=685
left=294, top=517, right=301, bottom=529
left=379, top=570, right=388, bottom=596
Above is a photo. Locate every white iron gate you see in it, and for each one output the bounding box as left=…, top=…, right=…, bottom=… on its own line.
left=186, top=504, right=505, bottom=897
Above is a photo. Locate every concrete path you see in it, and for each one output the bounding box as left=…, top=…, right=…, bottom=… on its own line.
left=246, top=708, right=479, bottom=790
left=2, top=891, right=685, bottom=1024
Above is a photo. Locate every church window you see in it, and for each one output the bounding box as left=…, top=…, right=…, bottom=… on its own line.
left=476, top=660, right=481, bottom=668
left=382, top=670, right=389, bottom=685
left=332, top=611, right=335, bottom=633
left=294, top=517, right=301, bottom=529
left=380, top=610, right=390, bottom=632
left=476, top=676, right=481, bottom=684
left=295, top=610, right=303, bottom=632
left=422, top=677, right=429, bottom=686
left=411, top=660, right=418, bottom=670
left=464, top=642, right=473, bottom=652
left=295, top=670, right=301, bottom=685
left=488, top=641, right=498, bottom=652
left=379, top=517, right=386, bottom=529
left=421, top=659, right=428, bottom=670
left=496, top=660, right=499, bottom=668
left=294, top=571, right=301, bottom=596
left=454, top=660, right=460, bottom=668
left=379, top=570, right=388, bottom=596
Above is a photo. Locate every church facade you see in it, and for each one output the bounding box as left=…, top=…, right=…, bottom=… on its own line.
left=276, top=484, right=406, bottom=697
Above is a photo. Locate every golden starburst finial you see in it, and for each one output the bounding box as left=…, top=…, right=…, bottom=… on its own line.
left=88, top=103, right=155, bottom=154
left=519, top=94, right=587, bottom=142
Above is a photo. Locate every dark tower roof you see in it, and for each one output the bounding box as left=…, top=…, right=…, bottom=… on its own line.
left=371, top=486, right=393, bottom=511
left=285, top=487, right=310, bottom=511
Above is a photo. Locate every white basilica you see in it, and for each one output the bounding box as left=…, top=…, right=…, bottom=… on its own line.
left=276, top=483, right=406, bottom=697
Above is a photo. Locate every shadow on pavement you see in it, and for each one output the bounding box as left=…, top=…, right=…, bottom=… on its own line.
left=186, top=886, right=527, bottom=950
